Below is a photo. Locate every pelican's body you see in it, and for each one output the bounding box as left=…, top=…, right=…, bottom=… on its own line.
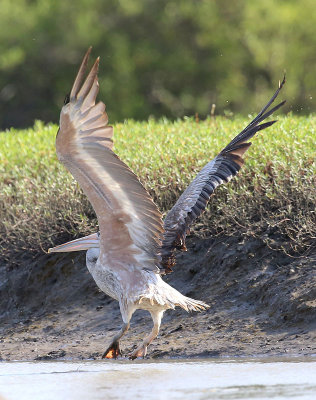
left=49, top=48, right=285, bottom=359
left=87, top=247, right=203, bottom=312
left=84, top=243, right=206, bottom=358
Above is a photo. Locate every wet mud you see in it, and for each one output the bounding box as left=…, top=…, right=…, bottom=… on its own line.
left=0, top=235, right=315, bottom=361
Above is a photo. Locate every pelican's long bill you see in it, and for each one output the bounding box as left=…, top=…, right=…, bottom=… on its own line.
left=48, top=232, right=99, bottom=253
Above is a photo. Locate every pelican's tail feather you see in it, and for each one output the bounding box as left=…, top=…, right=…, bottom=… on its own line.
left=178, top=295, right=210, bottom=312
left=146, top=276, right=210, bottom=312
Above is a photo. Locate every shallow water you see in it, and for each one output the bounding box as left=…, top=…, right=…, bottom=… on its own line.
left=0, top=357, right=315, bottom=400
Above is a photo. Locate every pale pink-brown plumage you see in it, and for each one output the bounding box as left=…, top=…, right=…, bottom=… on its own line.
left=49, top=48, right=285, bottom=359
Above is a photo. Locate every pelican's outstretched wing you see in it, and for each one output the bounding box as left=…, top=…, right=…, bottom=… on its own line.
left=161, top=77, right=286, bottom=273
left=56, top=48, right=164, bottom=272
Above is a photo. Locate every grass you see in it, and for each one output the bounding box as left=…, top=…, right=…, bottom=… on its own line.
left=1, top=115, right=315, bottom=264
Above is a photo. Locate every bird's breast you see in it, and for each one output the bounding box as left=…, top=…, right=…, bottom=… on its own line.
left=87, top=261, right=121, bottom=301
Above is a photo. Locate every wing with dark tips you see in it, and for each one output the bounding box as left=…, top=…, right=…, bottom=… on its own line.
left=161, top=77, right=286, bottom=274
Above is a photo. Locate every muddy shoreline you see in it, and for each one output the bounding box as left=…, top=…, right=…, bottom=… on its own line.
left=1, top=235, right=315, bottom=361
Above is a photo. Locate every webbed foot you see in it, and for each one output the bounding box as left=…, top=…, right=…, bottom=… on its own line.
left=129, top=345, right=148, bottom=360
left=102, top=341, right=121, bottom=359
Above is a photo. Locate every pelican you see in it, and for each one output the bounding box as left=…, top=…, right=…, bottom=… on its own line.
left=48, top=48, right=285, bottom=359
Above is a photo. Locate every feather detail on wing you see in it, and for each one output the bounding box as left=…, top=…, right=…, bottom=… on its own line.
left=161, top=76, right=286, bottom=274
left=56, top=48, right=164, bottom=272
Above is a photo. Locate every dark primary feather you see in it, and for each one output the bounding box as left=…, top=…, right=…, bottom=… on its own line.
left=160, top=77, right=286, bottom=274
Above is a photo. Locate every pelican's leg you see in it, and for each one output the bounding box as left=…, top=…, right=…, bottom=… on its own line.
left=129, top=310, right=164, bottom=360
left=102, top=322, right=130, bottom=359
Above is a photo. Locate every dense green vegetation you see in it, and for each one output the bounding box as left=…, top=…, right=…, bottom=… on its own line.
left=0, top=0, right=315, bottom=129
left=1, top=115, right=315, bottom=263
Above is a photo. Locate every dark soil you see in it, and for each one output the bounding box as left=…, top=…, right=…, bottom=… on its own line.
left=0, top=235, right=315, bottom=361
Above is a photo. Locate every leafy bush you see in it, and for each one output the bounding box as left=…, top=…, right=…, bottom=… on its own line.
left=1, top=116, right=315, bottom=264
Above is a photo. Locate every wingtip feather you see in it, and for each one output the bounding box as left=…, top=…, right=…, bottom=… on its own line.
left=77, top=56, right=100, bottom=101
left=70, top=47, right=92, bottom=100
left=279, top=73, right=286, bottom=89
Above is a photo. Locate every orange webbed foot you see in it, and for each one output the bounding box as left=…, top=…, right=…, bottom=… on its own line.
left=129, top=345, right=147, bottom=360
left=102, top=341, right=121, bottom=359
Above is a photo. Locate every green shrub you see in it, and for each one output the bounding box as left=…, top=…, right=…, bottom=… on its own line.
left=1, top=116, right=315, bottom=264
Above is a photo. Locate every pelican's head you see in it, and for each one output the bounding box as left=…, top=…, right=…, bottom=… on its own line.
left=48, top=232, right=100, bottom=254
